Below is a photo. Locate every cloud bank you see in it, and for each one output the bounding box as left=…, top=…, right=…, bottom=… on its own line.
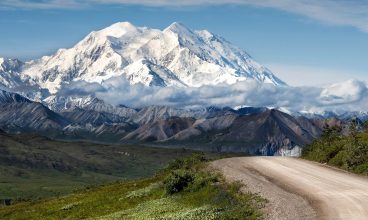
left=58, top=78, right=368, bottom=113
left=2, top=0, right=368, bottom=32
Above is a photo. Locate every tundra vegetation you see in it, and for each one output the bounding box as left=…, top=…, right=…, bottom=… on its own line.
left=303, top=119, right=368, bottom=175
left=0, top=154, right=265, bottom=220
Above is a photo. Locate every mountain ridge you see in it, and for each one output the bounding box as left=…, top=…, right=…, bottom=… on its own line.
left=0, top=21, right=285, bottom=101
left=0, top=88, right=358, bottom=156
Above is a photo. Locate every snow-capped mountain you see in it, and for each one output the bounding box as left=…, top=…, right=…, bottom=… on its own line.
left=0, top=21, right=285, bottom=96
left=0, top=58, right=25, bottom=89
left=45, top=95, right=137, bottom=119
left=0, top=22, right=364, bottom=156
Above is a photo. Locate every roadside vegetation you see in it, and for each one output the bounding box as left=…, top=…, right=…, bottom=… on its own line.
left=0, top=153, right=265, bottom=220
left=302, top=119, right=368, bottom=175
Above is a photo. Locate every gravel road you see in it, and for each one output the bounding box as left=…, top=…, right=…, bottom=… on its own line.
left=211, top=157, right=368, bottom=220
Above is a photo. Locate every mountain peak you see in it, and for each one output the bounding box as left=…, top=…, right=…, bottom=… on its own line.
left=97, top=21, right=138, bottom=38
left=1, top=21, right=286, bottom=99
left=110, top=21, right=136, bottom=29
left=164, top=22, right=191, bottom=34
left=166, top=21, right=186, bottom=28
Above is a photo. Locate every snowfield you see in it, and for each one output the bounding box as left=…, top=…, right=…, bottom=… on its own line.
left=0, top=21, right=285, bottom=95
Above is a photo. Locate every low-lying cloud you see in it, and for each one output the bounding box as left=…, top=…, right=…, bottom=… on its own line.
left=319, top=80, right=367, bottom=105
left=59, top=78, right=368, bottom=113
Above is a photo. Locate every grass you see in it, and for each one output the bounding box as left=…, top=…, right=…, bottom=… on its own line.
left=0, top=132, right=217, bottom=200
left=0, top=154, right=265, bottom=220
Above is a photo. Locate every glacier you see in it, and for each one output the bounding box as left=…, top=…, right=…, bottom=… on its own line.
left=0, top=21, right=285, bottom=103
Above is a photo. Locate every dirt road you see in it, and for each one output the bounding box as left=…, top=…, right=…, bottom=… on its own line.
left=211, top=157, right=368, bottom=220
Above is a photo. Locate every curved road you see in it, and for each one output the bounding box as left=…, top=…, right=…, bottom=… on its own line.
left=211, top=157, right=368, bottom=220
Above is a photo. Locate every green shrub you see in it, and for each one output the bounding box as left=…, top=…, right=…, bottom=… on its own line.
left=328, top=151, right=349, bottom=168
left=188, top=173, right=218, bottom=192
left=302, top=121, right=368, bottom=175
left=164, top=169, right=195, bottom=194
left=354, top=163, right=368, bottom=174
left=347, top=142, right=368, bottom=168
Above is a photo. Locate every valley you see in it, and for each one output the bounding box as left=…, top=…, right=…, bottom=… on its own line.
left=0, top=131, right=207, bottom=200
left=0, top=154, right=263, bottom=220
left=0, top=14, right=366, bottom=219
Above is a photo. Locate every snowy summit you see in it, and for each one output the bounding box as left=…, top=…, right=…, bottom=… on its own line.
left=0, top=21, right=285, bottom=95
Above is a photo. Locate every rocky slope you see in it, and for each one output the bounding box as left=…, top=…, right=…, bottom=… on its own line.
left=0, top=89, right=328, bottom=155
left=122, top=109, right=322, bottom=155
left=0, top=90, right=69, bottom=133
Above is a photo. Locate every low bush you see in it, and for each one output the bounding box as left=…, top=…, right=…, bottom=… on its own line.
left=302, top=121, right=368, bottom=175
left=164, top=169, right=195, bottom=194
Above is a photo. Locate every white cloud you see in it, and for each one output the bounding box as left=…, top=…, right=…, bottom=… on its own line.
left=319, top=79, right=367, bottom=105
left=2, top=0, right=367, bottom=32
left=58, top=78, right=368, bottom=113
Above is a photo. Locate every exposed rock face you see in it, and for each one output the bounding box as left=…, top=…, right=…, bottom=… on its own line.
left=122, top=109, right=325, bottom=155
left=123, top=117, right=196, bottom=142
left=0, top=90, right=69, bottom=133
left=0, top=89, right=342, bottom=156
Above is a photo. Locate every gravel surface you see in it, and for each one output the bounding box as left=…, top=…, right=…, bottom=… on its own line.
left=211, top=157, right=368, bottom=220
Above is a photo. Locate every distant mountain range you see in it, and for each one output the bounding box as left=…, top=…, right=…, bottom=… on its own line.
left=0, top=22, right=364, bottom=155
left=1, top=88, right=356, bottom=156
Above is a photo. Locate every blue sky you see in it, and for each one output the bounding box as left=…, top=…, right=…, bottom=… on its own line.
left=0, top=0, right=367, bottom=86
